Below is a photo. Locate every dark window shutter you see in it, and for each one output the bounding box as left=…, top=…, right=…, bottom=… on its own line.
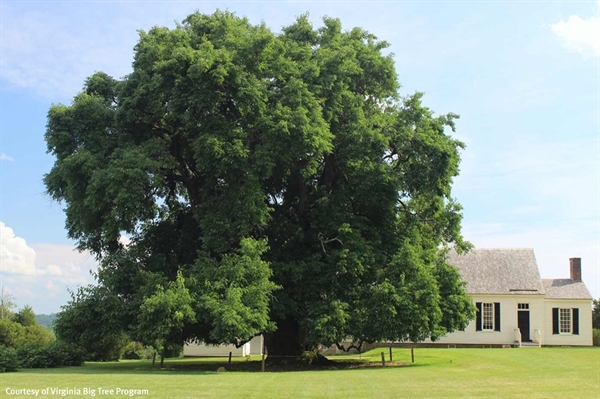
left=494, top=303, right=501, bottom=331
left=476, top=302, right=482, bottom=331
left=552, top=308, right=559, bottom=334
left=572, top=308, right=579, bottom=335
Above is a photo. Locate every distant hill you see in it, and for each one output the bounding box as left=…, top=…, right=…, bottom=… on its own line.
left=35, top=313, right=57, bottom=330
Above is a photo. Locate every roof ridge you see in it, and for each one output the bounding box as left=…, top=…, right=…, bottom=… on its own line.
left=470, top=248, right=534, bottom=250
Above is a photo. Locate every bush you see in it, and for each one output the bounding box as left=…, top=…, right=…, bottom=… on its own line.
left=302, top=348, right=319, bottom=365
left=0, top=319, right=54, bottom=348
left=17, top=341, right=84, bottom=368
left=121, top=341, right=146, bottom=359
left=163, top=343, right=183, bottom=358
left=0, top=345, right=20, bottom=372
left=0, top=319, right=24, bottom=347
left=593, top=329, right=600, bottom=346
left=143, top=346, right=155, bottom=359
left=47, top=341, right=85, bottom=366
left=17, top=344, right=54, bottom=368
left=19, top=325, right=54, bottom=346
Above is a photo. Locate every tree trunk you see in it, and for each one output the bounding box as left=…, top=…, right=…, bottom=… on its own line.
left=152, top=351, right=156, bottom=367
left=263, top=318, right=305, bottom=358
left=160, top=349, right=165, bottom=368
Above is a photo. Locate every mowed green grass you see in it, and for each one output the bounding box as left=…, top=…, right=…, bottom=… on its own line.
left=1, top=348, right=598, bottom=399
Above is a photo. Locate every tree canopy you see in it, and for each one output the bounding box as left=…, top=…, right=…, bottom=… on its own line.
left=45, top=11, right=474, bottom=357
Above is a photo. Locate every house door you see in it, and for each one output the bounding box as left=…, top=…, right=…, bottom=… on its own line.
left=518, top=311, right=531, bottom=342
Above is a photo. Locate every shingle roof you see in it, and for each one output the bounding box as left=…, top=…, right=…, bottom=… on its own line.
left=542, top=279, right=592, bottom=300
left=446, top=248, right=545, bottom=295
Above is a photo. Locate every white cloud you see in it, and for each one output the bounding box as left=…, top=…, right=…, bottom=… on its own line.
left=0, top=222, right=96, bottom=281
left=0, top=222, right=37, bottom=275
left=551, top=10, right=599, bottom=58
left=46, top=280, right=61, bottom=295
left=0, top=222, right=98, bottom=312
left=0, top=153, right=14, bottom=162
left=30, top=243, right=97, bottom=286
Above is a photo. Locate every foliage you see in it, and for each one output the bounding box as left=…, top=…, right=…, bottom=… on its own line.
left=121, top=341, right=147, bottom=359
left=48, top=341, right=86, bottom=366
left=136, top=272, right=195, bottom=351
left=0, top=345, right=20, bottom=372
left=54, top=286, right=128, bottom=361
left=301, top=348, right=320, bottom=365
left=17, top=341, right=85, bottom=369
left=0, top=319, right=54, bottom=348
left=163, top=343, right=183, bottom=358
left=593, top=299, right=600, bottom=330
left=0, top=288, right=16, bottom=320
left=44, top=11, right=473, bottom=356
left=593, top=329, right=600, bottom=346
left=0, top=318, right=23, bottom=347
left=20, top=325, right=55, bottom=346
left=14, top=305, right=37, bottom=327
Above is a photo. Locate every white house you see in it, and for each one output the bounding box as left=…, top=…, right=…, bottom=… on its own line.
left=431, top=248, right=593, bottom=347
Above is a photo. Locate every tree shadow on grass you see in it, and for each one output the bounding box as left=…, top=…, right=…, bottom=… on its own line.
left=161, top=358, right=416, bottom=373
left=11, top=359, right=419, bottom=375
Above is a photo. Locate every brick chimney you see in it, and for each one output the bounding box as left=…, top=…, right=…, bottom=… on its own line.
left=569, top=258, right=581, bottom=281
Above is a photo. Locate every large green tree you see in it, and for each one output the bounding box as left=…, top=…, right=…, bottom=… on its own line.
left=45, top=11, right=473, bottom=358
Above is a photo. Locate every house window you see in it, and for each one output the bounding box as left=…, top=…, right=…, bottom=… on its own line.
left=476, top=302, right=501, bottom=332
left=482, top=303, right=494, bottom=330
left=559, top=308, right=571, bottom=334
left=518, top=303, right=529, bottom=310
left=552, top=307, right=579, bottom=335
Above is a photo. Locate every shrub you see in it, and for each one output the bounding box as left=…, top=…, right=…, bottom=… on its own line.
left=47, top=341, right=85, bottom=366
left=19, top=325, right=54, bottom=346
left=163, top=343, right=183, bottom=358
left=593, top=329, right=600, bottom=346
left=0, top=319, right=54, bottom=348
left=0, top=345, right=20, bottom=372
left=143, top=346, right=155, bottom=359
left=17, top=341, right=84, bottom=368
left=17, top=344, right=54, bottom=368
left=121, top=341, right=146, bottom=359
left=302, top=348, right=319, bottom=365
left=0, top=319, right=24, bottom=347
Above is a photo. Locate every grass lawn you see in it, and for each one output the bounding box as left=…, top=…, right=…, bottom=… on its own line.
left=1, top=347, right=598, bottom=398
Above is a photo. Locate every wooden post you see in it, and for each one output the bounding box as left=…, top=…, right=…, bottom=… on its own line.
left=228, top=352, right=232, bottom=365
left=389, top=346, right=393, bottom=362
left=380, top=352, right=386, bottom=366
left=411, top=347, right=414, bottom=363
left=261, top=345, right=267, bottom=372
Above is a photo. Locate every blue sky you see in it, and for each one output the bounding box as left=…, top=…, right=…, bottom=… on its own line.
left=1, top=1, right=598, bottom=314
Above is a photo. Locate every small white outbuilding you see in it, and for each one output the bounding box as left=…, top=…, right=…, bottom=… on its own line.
left=184, top=335, right=264, bottom=357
